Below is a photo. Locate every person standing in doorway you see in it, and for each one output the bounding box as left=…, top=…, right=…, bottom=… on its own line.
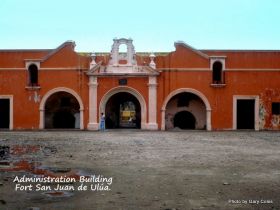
left=100, top=112, right=105, bottom=131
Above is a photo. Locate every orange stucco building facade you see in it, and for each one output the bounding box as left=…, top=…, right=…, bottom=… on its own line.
left=0, top=38, right=279, bottom=131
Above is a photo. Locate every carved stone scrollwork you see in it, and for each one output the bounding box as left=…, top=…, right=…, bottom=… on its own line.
left=109, top=38, right=136, bottom=66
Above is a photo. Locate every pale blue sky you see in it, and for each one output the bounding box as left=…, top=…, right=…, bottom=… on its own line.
left=0, top=0, right=280, bottom=52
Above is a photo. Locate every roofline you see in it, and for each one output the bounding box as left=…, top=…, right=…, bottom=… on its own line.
left=41, top=41, right=76, bottom=61
left=2, top=49, right=280, bottom=53
left=0, top=49, right=52, bottom=52
left=201, top=49, right=280, bottom=52
left=174, top=41, right=209, bottom=59
left=1, top=47, right=280, bottom=54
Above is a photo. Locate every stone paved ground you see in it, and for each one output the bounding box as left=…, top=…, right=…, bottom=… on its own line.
left=0, top=131, right=280, bottom=210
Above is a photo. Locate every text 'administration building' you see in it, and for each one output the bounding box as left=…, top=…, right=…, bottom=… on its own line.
left=0, top=38, right=280, bottom=131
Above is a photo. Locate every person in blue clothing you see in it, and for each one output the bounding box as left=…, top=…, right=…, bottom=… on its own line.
left=100, top=112, right=105, bottom=131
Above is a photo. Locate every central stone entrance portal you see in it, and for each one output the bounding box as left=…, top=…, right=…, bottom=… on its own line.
left=105, top=92, right=141, bottom=129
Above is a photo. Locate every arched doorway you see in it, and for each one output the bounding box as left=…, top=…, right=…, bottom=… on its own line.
left=99, top=87, right=147, bottom=129
left=174, top=111, right=196, bottom=129
left=161, top=88, right=211, bottom=130
left=105, top=92, right=141, bottom=129
left=39, top=87, right=84, bottom=130
left=44, top=92, right=80, bottom=129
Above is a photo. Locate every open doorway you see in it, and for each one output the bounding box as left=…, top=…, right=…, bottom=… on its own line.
left=0, top=99, right=10, bottom=129
left=44, top=92, right=80, bottom=129
left=174, top=111, right=196, bottom=129
left=165, top=92, right=206, bottom=130
left=237, top=99, right=255, bottom=129
left=105, top=92, right=141, bottom=129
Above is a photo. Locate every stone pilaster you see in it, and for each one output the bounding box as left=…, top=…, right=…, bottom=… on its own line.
left=147, top=76, right=158, bottom=130
left=206, top=109, right=212, bottom=131
left=87, top=76, right=99, bottom=130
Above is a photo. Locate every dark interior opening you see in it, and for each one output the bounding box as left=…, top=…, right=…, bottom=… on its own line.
left=176, top=92, right=201, bottom=107
left=237, top=99, right=255, bottom=129
left=105, top=92, right=141, bottom=129
left=28, top=64, right=38, bottom=86
left=45, top=92, right=80, bottom=129
left=212, top=61, right=222, bottom=83
left=272, top=102, right=280, bottom=115
left=174, top=111, right=196, bottom=129
left=0, top=99, right=10, bottom=129
left=53, top=110, right=75, bottom=128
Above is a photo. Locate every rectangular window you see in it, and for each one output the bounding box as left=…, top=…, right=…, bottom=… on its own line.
left=272, top=102, right=280, bottom=115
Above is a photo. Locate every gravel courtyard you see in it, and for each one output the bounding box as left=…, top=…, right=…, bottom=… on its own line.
left=0, top=131, right=280, bottom=210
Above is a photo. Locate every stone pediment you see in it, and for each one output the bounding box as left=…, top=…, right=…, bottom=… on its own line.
left=87, top=38, right=159, bottom=76
left=87, top=62, right=159, bottom=76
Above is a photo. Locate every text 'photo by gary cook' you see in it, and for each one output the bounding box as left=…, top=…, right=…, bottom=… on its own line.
left=13, top=175, right=113, bottom=192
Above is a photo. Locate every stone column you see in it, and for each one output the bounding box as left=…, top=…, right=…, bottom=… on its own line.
left=126, top=39, right=133, bottom=65
left=147, top=76, right=158, bottom=130
left=87, top=76, right=99, bottom=130
left=206, top=109, right=212, bottom=131
left=111, top=40, right=119, bottom=66
left=79, top=109, right=84, bottom=130
left=161, top=109, right=166, bottom=130
left=39, top=109, right=44, bottom=129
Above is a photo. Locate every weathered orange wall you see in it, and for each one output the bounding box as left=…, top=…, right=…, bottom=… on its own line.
left=1, top=41, right=280, bottom=130
left=156, top=70, right=280, bottom=130
left=0, top=69, right=89, bottom=129
left=204, top=50, right=280, bottom=69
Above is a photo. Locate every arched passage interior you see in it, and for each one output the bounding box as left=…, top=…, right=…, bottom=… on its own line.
left=174, top=111, right=196, bottom=129
left=105, top=92, right=141, bottom=129
left=44, top=91, right=80, bottom=129
left=165, top=92, right=206, bottom=130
